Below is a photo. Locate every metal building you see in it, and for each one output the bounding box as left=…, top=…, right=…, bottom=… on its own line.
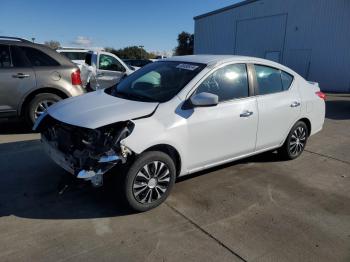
left=194, top=0, right=350, bottom=92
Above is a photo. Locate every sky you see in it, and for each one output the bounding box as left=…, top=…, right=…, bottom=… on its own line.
left=0, top=0, right=241, bottom=54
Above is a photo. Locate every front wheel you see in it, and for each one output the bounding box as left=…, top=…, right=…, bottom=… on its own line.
left=279, top=121, right=309, bottom=160
left=123, top=151, right=176, bottom=212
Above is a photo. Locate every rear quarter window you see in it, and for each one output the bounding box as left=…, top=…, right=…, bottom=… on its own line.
left=281, top=71, right=294, bottom=90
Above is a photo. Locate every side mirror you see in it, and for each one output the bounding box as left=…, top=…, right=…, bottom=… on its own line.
left=190, top=92, right=219, bottom=107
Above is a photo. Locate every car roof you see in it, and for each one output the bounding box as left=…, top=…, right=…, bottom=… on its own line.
left=57, top=49, right=88, bottom=52
left=0, top=40, right=77, bottom=67
left=164, top=55, right=298, bottom=75
left=164, top=55, right=252, bottom=65
left=165, top=54, right=276, bottom=65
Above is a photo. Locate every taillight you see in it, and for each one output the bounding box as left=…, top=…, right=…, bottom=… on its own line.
left=71, top=69, right=82, bottom=85
left=315, top=91, right=326, bottom=100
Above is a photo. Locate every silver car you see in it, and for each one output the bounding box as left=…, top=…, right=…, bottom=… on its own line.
left=0, top=36, right=85, bottom=124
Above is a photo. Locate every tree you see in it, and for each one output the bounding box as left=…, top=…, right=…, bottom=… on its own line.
left=44, top=40, right=61, bottom=50
left=105, top=46, right=153, bottom=59
left=174, top=31, right=194, bottom=56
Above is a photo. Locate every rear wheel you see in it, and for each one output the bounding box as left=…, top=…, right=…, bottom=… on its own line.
left=279, top=121, right=309, bottom=160
left=123, top=151, right=176, bottom=212
left=26, top=93, right=62, bottom=125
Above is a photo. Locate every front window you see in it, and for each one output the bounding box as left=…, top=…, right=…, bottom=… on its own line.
left=99, top=54, right=125, bottom=72
left=195, top=63, right=249, bottom=102
left=110, top=61, right=206, bottom=102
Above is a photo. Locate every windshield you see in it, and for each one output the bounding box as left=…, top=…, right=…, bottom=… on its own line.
left=110, top=61, right=206, bottom=102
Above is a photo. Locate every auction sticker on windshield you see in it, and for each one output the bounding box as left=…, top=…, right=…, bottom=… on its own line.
left=176, top=64, right=199, bottom=71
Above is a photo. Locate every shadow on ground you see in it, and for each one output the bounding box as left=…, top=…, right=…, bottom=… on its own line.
left=325, top=99, right=350, bottom=120
left=0, top=140, right=282, bottom=220
left=0, top=140, right=133, bottom=219
left=0, top=119, right=33, bottom=135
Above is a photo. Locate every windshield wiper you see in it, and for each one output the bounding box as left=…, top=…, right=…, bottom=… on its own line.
left=115, top=90, right=158, bottom=102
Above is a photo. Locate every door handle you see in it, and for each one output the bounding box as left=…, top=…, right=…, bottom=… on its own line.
left=290, top=101, right=301, bottom=108
left=97, top=73, right=104, bottom=77
left=240, top=110, right=254, bottom=117
left=12, top=73, right=30, bottom=79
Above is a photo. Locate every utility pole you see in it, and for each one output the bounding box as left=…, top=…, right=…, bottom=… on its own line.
left=139, top=45, right=144, bottom=59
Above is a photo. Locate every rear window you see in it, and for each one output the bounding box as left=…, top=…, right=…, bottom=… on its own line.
left=21, top=47, right=59, bottom=67
left=85, top=53, right=92, bottom=66
left=254, top=65, right=294, bottom=95
left=60, top=51, right=86, bottom=61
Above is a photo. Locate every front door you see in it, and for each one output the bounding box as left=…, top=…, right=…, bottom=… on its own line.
left=0, top=44, right=35, bottom=116
left=96, top=53, right=126, bottom=89
left=183, top=63, right=258, bottom=171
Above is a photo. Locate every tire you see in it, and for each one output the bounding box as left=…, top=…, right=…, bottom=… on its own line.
left=123, top=151, right=176, bottom=212
left=279, top=121, right=309, bottom=160
left=85, top=82, right=94, bottom=92
left=26, top=93, right=62, bottom=126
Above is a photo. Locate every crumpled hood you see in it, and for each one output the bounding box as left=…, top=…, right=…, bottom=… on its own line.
left=47, top=89, right=158, bottom=129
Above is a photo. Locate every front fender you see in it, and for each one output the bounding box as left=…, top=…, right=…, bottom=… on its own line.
left=121, top=117, right=188, bottom=175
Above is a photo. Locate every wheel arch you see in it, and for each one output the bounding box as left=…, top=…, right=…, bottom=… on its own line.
left=298, top=117, right=312, bottom=136
left=143, top=144, right=182, bottom=177
left=19, top=87, right=69, bottom=116
left=281, top=117, right=312, bottom=146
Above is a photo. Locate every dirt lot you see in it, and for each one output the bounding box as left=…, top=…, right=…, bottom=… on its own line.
left=0, top=94, right=349, bottom=262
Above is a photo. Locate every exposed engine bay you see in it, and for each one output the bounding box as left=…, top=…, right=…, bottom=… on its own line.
left=37, top=115, right=134, bottom=187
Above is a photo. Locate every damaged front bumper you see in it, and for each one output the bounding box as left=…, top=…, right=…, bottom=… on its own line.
left=42, top=136, right=121, bottom=187
left=38, top=115, right=133, bottom=187
left=42, top=136, right=75, bottom=174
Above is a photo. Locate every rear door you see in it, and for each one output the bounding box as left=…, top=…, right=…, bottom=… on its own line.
left=0, top=44, right=35, bottom=116
left=96, top=53, right=126, bottom=89
left=254, top=64, right=301, bottom=150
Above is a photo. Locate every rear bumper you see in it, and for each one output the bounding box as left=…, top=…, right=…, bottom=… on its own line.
left=69, top=85, right=86, bottom=97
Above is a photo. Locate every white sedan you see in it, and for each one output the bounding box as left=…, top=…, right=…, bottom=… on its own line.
left=34, top=55, right=326, bottom=212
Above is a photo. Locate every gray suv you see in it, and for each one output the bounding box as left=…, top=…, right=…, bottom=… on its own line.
left=0, top=36, right=85, bottom=124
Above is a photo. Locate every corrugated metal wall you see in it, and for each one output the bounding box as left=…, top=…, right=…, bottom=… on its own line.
left=194, top=0, right=350, bottom=92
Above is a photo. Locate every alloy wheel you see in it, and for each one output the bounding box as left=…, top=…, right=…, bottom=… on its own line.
left=289, top=126, right=307, bottom=156
left=34, top=100, right=55, bottom=120
left=132, top=161, right=171, bottom=204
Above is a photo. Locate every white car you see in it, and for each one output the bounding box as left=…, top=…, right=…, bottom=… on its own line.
left=56, top=48, right=89, bottom=69
left=81, top=50, right=135, bottom=91
left=34, top=55, right=326, bottom=212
